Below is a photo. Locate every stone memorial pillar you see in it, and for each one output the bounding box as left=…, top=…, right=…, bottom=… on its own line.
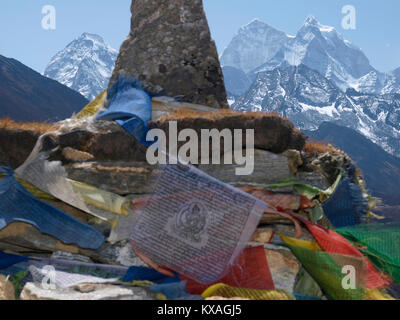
left=110, top=0, right=228, bottom=109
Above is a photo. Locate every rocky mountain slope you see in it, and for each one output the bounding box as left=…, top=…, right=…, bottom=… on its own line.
left=232, top=64, right=400, bottom=157
left=222, top=66, right=251, bottom=97
left=0, top=55, right=88, bottom=122
left=44, top=33, right=118, bottom=100
left=220, top=19, right=292, bottom=74
left=251, top=16, right=379, bottom=92
left=222, top=16, right=400, bottom=95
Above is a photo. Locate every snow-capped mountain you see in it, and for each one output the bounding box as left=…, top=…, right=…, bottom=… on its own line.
left=251, top=16, right=380, bottom=92
left=223, top=16, right=400, bottom=96
left=44, top=33, right=118, bottom=101
left=220, top=19, right=292, bottom=74
left=233, top=64, right=400, bottom=157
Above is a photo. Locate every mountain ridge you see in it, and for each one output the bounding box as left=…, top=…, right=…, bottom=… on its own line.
left=222, top=16, right=400, bottom=96
left=232, top=64, right=400, bottom=157
left=220, top=19, right=292, bottom=74
left=0, top=55, right=88, bottom=122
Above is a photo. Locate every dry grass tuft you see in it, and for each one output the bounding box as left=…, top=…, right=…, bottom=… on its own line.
left=0, top=118, right=57, bottom=133
left=304, top=140, right=344, bottom=156
left=158, top=108, right=289, bottom=122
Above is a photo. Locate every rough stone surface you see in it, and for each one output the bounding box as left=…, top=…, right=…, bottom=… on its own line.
left=0, top=222, right=85, bottom=257
left=0, top=128, right=40, bottom=168
left=1, top=112, right=306, bottom=168
left=0, top=222, right=144, bottom=266
left=265, top=249, right=300, bottom=292
left=65, top=149, right=293, bottom=195
left=110, top=0, right=228, bottom=108
left=198, top=149, right=293, bottom=188
left=0, top=275, right=15, bottom=300
left=56, top=122, right=148, bottom=163
left=65, top=162, right=161, bottom=195
left=152, top=112, right=307, bottom=155
left=20, top=282, right=154, bottom=300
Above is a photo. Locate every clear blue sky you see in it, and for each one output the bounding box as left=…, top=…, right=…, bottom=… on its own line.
left=1, top=0, right=399, bottom=73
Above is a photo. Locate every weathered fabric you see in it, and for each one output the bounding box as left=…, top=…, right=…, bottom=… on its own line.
left=0, top=166, right=104, bottom=250
left=323, top=177, right=368, bottom=228
left=130, top=163, right=267, bottom=284
left=123, top=267, right=180, bottom=284
left=266, top=173, right=342, bottom=202
left=201, top=283, right=295, bottom=300
left=76, top=90, right=107, bottom=119
left=149, top=281, right=194, bottom=300
left=338, top=223, right=400, bottom=285
left=97, top=77, right=152, bottom=146
left=281, top=234, right=368, bottom=300
left=292, top=215, right=391, bottom=290
left=0, top=251, right=28, bottom=270
left=181, top=246, right=274, bottom=295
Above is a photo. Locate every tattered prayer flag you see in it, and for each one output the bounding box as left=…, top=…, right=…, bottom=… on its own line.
left=180, top=246, right=274, bottom=295
left=0, top=166, right=105, bottom=250
left=292, top=214, right=391, bottom=290
left=97, top=77, right=152, bottom=146
left=76, top=89, right=107, bottom=119
left=201, top=284, right=294, bottom=300
left=130, top=163, right=267, bottom=284
left=29, top=265, right=119, bottom=288
left=0, top=251, right=28, bottom=270
left=123, top=266, right=180, bottom=284
left=281, top=234, right=368, bottom=300
left=322, top=177, right=368, bottom=228
left=338, top=223, right=400, bottom=285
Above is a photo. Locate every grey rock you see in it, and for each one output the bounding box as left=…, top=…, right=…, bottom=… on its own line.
left=110, top=0, right=228, bottom=109
left=65, top=148, right=294, bottom=196
left=65, top=162, right=161, bottom=195
left=265, top=249, right=300, bottom=292
left=198, top=149, right=293, bottom=188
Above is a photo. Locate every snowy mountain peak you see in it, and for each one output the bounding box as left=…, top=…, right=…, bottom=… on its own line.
left=242, top=18, right=264, bottom=27
left=303, top=15, right=320, bottom=26
left=80, top=32, right=106, bottom=43
left=250, top=16, right=375, bottom=91
left=233, top=64, right=400, bottom=157
left=220, top=19, right=291, bottom=73
left=301, top=15, right=336, bottom=34
left=44, top=33, right=118, bottom=101
left=240, top=18, right=270, bottom=30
